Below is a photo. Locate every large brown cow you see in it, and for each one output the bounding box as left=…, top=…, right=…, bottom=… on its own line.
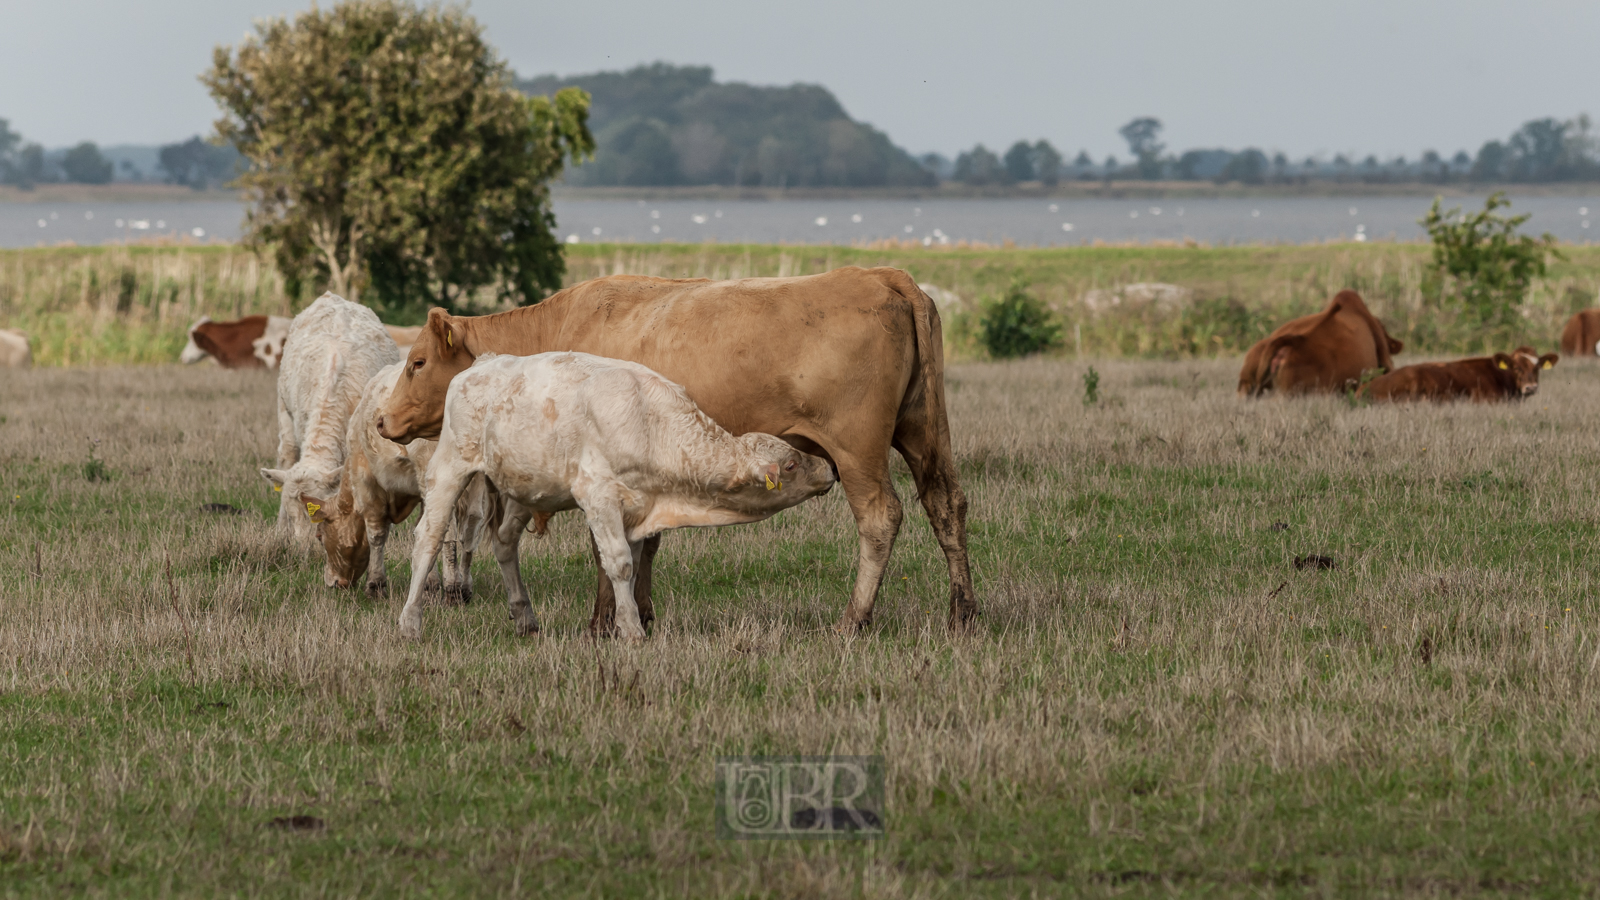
left=1360, top=347, right=1558, bottom=402
left=1238, top=290, right=1403, bottom=397
left=1560, top=309, right=1600, bottom=358
left=375, top=267, right=974, bottom=634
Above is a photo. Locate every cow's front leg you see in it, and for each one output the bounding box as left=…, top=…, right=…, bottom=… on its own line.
left=589, top=532, right=660, bottom=635
left=582, top=503, right=645, bottom=644
left=364, top=518, right=390, bottom=598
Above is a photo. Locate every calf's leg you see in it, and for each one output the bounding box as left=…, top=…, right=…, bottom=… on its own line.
left=364, top=517, right=390, bottom=597
left=578, top=495, right=645, bottom=643
left=588, top=533, right=660, bottom=636
left=398, top=470, right=473, bottom=640
left=491, top=501, right=539, bottom=636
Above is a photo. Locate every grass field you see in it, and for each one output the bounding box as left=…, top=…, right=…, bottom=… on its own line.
left=4, top=241, right=1598, bottom=366
left=4, top=355, right=1600, bottom=896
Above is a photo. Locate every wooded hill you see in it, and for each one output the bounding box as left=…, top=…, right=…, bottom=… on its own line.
left=515, top=63, right=933, bottom=189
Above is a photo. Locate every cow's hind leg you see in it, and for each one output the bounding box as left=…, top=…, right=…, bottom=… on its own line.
left=492, top=501, right=539, bottom=636
left=893, top=425, right=977, bottom=632
left=588, top=533, right=660, bottom=636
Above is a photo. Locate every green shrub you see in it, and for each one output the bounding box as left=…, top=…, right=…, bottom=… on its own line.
left=979, top=277, right=1060, bottom=359
left=1419, top=192, right=1562, bottom=344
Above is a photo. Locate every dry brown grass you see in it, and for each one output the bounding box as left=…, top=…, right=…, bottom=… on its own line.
left=2, top=357, right=1600, bottom=895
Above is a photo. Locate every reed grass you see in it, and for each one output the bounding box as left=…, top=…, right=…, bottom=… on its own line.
left=3, top=358, right=1600, bottom=895
left=5, top=242, right=1598, bottom=368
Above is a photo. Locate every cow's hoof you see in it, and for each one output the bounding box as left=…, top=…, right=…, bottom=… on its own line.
left=420, top=571, right=443, bottom=599
left=511, top=608, right=541, bottom=636
left=621, top=628, right=647, bottom=646
left=399, top=613, right=423, bottom=640
left=365, top=580, right=388, bottom=600
left=442, top=583, right=472, bottom=607
left=834, top=617, right=871, bottom=636
left=947, top=605, right=980, bottom=634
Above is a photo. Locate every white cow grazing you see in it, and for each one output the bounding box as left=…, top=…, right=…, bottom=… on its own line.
left=299, top=363, right=497, bottom=599
left=261, top=293, right=400, bottom=542
left=399, top=352, right=837, bottom=640
left=0, top=329, right=31, bottom=368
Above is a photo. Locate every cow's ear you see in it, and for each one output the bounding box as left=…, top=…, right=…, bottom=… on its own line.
left=426, top=307, right=462, bottom=355
left=261, top=468, right=290, bottom=492
left=1540, top=353, right=1559, bottom=370
left=300, top=494, right=331, bottom=524
left=1388, top=337, right=1404, bottom=354
left=1493, top=354, right=1512, bottom=370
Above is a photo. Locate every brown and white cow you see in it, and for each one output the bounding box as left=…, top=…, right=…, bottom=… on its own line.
left=1560, top=309, right=1600, bottom=358
left=1238, top=290, right=1403, bottom=397
left=261, top=294, right=400, bottom=543
left=0, top=329, right=31, bottom=368
left=1360, top=346, right=1559, bottom=402
left=398, top=352, right=837, bottom=641
left=374, top=267, right=973, bottom=635
left=299, top=362, right=496, bottom=599
left=181, top=315, right=292, bottom=369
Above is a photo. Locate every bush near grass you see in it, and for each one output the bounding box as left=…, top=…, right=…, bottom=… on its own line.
left=978, top=276, right=1061, bottom=358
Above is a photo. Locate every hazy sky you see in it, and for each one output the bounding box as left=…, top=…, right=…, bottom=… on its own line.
left=4, top=0, right=1598, bottom=160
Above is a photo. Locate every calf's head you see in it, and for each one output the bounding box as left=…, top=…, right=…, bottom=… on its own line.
left=723, top=435, right=837, bottom=515
left=1494, top=347, right=1559, bottom=398
left=299, top=492, right=368, bottom=588
left=261, top=463, right=341, bottom=541
left=376, top=308, right=471, bottom=442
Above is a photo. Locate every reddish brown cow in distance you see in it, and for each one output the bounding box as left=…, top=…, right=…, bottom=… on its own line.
left=1360, top=347, right=1559, bottom=402
left=1560, top=309, right=1600, bottom=358
left=1238, top=290, right=1402, bottom=397
left=376, top=267, right=974, bottom=634
left=180, top=315, right=290, bottom=369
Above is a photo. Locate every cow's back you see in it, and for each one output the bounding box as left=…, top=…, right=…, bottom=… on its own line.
left=1561, top=309, right=1600, bottom=357
left=490, top=268, right=925, bottom=439
left=280, top=295, right=401, bottom=463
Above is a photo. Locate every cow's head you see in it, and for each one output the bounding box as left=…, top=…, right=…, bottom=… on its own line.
left=1495, top=347, right=1559, bottom=398
left=376, top=308, right=471, bottom=442
left=723, top=435, right=836, bottom=516
left=261, top=463, right=342, bottom=542
left=300, top=491, right=368, bottom=588
left=180, top=316, right=213, bottom=364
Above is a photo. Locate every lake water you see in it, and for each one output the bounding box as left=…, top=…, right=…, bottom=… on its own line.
left=3, top=194, right=1598, bottom=250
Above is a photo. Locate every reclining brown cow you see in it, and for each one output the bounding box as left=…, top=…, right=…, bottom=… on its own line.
left=1360, top=347, right=1558, bottom=402
left=1238, top=290, right=1402, bottom=397
left=375, top=267, right=974, bottom=635
left=1560, top=309, right=1600, bottom=358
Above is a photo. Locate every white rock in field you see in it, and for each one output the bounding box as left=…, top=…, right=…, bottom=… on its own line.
left=1081, top=282, right=1193, bottom=315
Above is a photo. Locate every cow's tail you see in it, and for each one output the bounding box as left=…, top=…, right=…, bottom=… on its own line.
left=884, top=269, right=955, bottom=463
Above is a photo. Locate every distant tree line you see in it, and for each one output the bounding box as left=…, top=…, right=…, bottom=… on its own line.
left=0, top=118, right=242, bottom=190
left=943, top=114, right=1600, bottom=186
left=516, top=63, right=933, bottom=189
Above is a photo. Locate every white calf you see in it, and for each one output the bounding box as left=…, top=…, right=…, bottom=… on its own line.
left=260, top=293, right=400, bottom=543
left=399, top=352, right=836, bottom=640
left=299, top=363, right=497, bottom=599
left=0, top=329, right=31, bottom=369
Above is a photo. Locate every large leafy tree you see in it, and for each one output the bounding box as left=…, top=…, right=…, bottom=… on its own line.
left=204, top=1, right=593, bottom=317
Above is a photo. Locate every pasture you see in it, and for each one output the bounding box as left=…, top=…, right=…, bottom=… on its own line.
left=4, top=355, right=1600, bottom=896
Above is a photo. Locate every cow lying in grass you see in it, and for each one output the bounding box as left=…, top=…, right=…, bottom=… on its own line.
left=1238, top=290, right=1403, bottom=397
left=181, top=315, right=292, bottom=369
left=1360, top=347, right=1559, bottom=402
left=260, top=294, right=400, bottom=543
left=398, top=352, right=837, bottom=641
left=299, top=363, right=495, bottom=600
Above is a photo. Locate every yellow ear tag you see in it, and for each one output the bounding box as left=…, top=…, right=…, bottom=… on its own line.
left=446, top=330, right=452, bottom=348
left=305, top=502, right=321, bottom=516
left=273, top=485, right=282, bottom=492
left=1543, top=360, right=1553, bottom=369
left=765, top=474, right=780, bottom=490
left=1497, top=360, right=1508, bottom=369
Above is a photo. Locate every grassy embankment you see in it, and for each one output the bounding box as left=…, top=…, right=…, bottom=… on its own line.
left=3, top=241, right=1598, bottom=367
left=3, top=358, right=1600, bottom=895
